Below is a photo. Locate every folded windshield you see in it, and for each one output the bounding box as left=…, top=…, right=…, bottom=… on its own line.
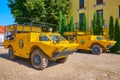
left=96, top=36, right=105, bottom=40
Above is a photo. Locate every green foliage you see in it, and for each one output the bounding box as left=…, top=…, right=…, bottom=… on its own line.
left=92, top=12, right=103, bottom=35
left=61, top=14, right=67, bottom=35
left=58, top=10, right=62, bottom=34
left=79, top=13, right=86, bottom=32
left=82, top=14, right=86, bottom=32
left=114, top=18, right=119, bottom=42
left=92, top=12, right=97, bottom=35
left=114, top=18, right=120, bottom=51
left=45, top=0, right=71, bottom=24
left=119, top=30, right=120, bottom=51
left=66, top=24, right=69, bottom=32
left=25, top=0, right=46, bottom=21
left=111, top=18, right=120, bottom=52
left=8, top=0, right=71, bottom=24
left=109, top=16, right=114, bottom=40
left=57, top=11, right=76, bottom=35
left=8, top=0, right=31, bottom=23
left=97, top=14, right=103, bottom=35
left=68, top=16, right=76, bottom=32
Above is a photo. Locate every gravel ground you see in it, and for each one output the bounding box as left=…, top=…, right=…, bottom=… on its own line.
left=0, top=47, right=120, bottom=80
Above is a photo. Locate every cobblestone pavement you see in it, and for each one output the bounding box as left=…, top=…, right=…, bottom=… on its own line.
left=0, top=48, right=120, bottom=80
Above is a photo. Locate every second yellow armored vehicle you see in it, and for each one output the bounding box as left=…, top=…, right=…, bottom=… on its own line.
left=64, top=32, right=116, bottom=55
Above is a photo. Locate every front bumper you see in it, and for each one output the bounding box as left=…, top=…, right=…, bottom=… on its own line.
left=107, top=44, right=115, bottom=49
left=52, top=49, right=77, bottom=58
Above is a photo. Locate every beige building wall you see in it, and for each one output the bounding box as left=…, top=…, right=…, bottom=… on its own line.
left=70, top=0, right=120, bottom=28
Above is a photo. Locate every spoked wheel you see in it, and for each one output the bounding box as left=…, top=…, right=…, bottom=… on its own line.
left=56, top=57, right=68, bottom=63
left=8, top=46, right=16, bottom=60
left=91, top=44, right=102, bottom=55
left=31, top=49, right=48, bottom=70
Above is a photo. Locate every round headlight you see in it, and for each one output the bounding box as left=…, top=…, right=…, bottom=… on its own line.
left=53, top=40, right=57, bottom=44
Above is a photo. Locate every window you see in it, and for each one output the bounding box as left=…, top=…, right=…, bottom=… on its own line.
left=6, top=31, right=14, bottom=40
left=118, top=6, right=120, bottom=18
left=96, top=0, right=103, bottom=5
left=79, top=0, right=84, bottom=9
left=97, top=9, right=103, bottom=18
left=79, top=13, right=84, bottom=23
left=96, top=36, right=105, bottom=40
left=40, top=36, right=50, bottom=41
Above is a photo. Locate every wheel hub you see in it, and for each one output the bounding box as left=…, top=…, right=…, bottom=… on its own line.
left=34, top=56, right=40, bottom=64
left=94, top=47, right=100, bottom=52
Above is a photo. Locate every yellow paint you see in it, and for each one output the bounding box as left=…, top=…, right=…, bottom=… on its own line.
left=6, top=25, right=41, bottom=32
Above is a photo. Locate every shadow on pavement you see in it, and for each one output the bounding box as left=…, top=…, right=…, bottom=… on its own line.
left=76, top=49, right=93, bottom=55
left=106, top=52, right=120, bottom=55
left=0, top=53, right=59, bottom=69
left=77, top=49, right=120, bottom=55
left=0, top=53, right=32, bottom=68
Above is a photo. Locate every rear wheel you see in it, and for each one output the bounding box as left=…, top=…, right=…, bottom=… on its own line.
left=56, top=57, right=68, bottom=63
left=31, top=49, right=48, bottom=70
left=8, top=46, right=16, bottom=60
left=91, top=44, right=102, bottom=55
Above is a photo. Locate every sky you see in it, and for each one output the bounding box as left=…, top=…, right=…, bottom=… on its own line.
left=0, top=0, right=15, bottom=26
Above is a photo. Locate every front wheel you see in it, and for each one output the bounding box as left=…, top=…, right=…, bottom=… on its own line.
left=8, top=46, right=16, bottom=60
left=31, top=49, right=48, bottom=70
left=91, top=44, right=102, bottom=55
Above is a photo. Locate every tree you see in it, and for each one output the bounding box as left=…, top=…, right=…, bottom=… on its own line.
left=25, top=0, right=46, bottom=21
left=113, top=18, right=120, bottom=51
left=45, top=0, right=71, bottom=24
left=92, top=12, right=103, bottom=35
left=61, top=14, right=67, bottom=35
left=109, top=16, right=114, bottom=40
left=8, top=0, right=71, bottom=24
left=119, top=30, right=120, bottom=51
left=8, top=0, right=31, bottom=23
left=58, top=10, right=62, bottom=34
left=41, top=0, right=72, bottom=24
left=82, top=14, right=86, bottom=32
left=92, top=12, right=97, bottom=35
left=68, top=16, right=76, bottom=31
left=96, top=14, right=103, bottom=35
left=79, top=13, right=86, bottom=32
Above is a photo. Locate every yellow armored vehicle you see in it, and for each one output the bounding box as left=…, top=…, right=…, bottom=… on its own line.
left=64, top=32, right=116, bottom=55
left=4, top=22, right=78, bottom=70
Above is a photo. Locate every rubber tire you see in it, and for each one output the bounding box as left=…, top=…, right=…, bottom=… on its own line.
left=31, top=49, right=48, bottom=70
left=91, top=44, right=102, bottom=55
left=8, top=46, right=16, bottom=60
left=56, top=57, right=68, bottom=63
